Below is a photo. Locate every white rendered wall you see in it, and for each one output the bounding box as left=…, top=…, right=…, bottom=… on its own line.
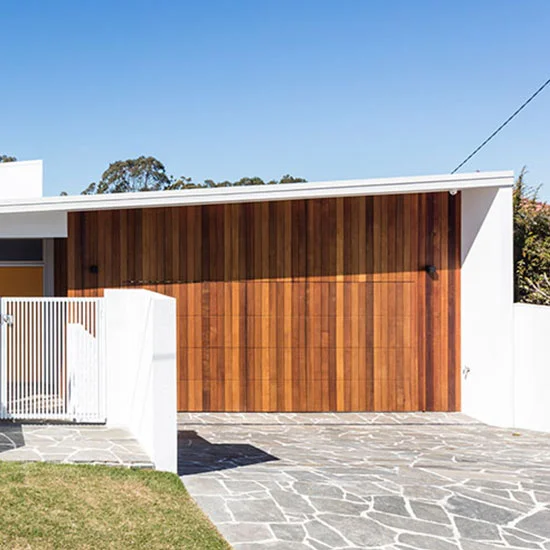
left=0, top=160, right=43, bottom=199
left=513, top=304, right=550, bottom=432
left=0, top=164, right=63, bottom=395
left=461, top=187, right=514, bottom=427
left=0, top=160, right=67, bottom=237
left=0, top=212, right=67, bottom=238
left=104, top=289, right=177, bottom=473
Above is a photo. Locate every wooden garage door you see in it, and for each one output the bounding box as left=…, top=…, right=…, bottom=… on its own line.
left=59, top=192, right=461, bottom=412
left=181, top=280, right=417, bottom=411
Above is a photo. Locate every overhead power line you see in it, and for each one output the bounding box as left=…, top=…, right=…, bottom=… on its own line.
left=451, top=77, right=550, bottom=174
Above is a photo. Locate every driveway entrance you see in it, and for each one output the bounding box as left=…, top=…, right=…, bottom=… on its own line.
left=179, top=413, right=550, bottom=550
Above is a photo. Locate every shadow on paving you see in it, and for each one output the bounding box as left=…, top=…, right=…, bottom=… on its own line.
left=0, top=422, right=25, bottom=453
left=178, top=430, right=278, bottom=476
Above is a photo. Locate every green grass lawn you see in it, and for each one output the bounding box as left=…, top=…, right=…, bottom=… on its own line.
left=0, top=462, right=230, bottom=549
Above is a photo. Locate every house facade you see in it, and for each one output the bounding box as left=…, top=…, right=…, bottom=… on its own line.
left=0, top=161, right=515, bottom=424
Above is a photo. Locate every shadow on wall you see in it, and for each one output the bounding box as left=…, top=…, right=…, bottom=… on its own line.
left=55, top=192, right=461, bottom=293
left=0, top=422, right=25, bottom=454
left=178, top=430, right=278, bottom=476
left=461, top=187, right=498, bottom=266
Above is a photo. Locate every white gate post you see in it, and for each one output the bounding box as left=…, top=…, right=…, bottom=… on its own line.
left=0, top=298, right=6, bottom=419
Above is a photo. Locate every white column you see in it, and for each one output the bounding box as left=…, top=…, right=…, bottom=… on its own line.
left=461, top=186, right=514, bottom=427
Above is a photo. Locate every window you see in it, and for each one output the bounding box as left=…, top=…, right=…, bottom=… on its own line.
left=0, top=239, right=43, bottom=262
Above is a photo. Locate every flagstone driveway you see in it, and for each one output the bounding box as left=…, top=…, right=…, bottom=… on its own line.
left=0, top=424, right=152, bottom=467
left=179, top=413, right=550, bottom=550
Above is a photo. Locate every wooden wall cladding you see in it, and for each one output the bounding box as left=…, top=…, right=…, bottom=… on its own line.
left=56, top=192, right=461, bottom=412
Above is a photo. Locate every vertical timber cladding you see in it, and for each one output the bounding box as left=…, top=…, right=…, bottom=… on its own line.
left=58, top=192, right=461, bottom=412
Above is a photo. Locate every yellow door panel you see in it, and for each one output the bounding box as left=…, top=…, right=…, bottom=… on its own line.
left=0, top=267, right=43, bottom=297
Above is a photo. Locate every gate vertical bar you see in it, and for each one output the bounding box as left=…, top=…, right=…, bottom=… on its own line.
left=98, top=300, right=105, bottom=422
left=31, top=301, right=36, bottom=417
left=23, top=302, right=28, bottom=418
left=0, top=299, right=7, bottom=419
left=60, top=301, right=65, bottom=418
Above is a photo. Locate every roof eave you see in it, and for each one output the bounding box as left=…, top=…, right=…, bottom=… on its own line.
left=0, top=170, right=514, bottom=214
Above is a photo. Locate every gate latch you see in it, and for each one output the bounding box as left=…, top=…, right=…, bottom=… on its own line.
left=0, top=314, right=13, bottom=326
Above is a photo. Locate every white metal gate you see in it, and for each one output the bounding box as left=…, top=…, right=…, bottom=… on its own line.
left=0, top=298, right=105, bottom=422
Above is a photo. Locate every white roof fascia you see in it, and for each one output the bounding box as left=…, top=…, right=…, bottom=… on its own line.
left=0, top=171, right=514, bottom=214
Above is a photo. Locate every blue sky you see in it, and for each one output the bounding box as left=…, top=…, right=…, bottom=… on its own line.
left=1, top=1, right=550, bottom=198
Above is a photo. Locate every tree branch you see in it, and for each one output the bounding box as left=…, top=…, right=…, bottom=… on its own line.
left=526, top=273, right=550, bottom=302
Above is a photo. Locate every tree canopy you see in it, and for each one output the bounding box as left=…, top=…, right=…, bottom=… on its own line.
left=514, top=169, right=550, bottom=305
left=82, top=156, right=183, bottom=194
left=0, top=155, right=17, bottom=163
left=81, top=156, right=307, bottom=195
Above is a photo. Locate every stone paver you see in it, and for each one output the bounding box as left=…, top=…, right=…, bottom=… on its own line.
left=179, top=412, right=550, bottom=550
left=0, top=423, right=152, bottom=467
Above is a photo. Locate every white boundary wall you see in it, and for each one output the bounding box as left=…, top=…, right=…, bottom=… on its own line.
left=461, top=187, right=515, bottom=427
left=104, top=289, right=177, bottom=473
left=513, top=303, right=550, bottom=433
left=461, top=186, right=550, bottom=433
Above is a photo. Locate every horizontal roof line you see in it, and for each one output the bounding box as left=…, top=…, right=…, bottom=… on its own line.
left=0, top=171, right=514, bottom=214
left=0, top=159, right=42, bottom=168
